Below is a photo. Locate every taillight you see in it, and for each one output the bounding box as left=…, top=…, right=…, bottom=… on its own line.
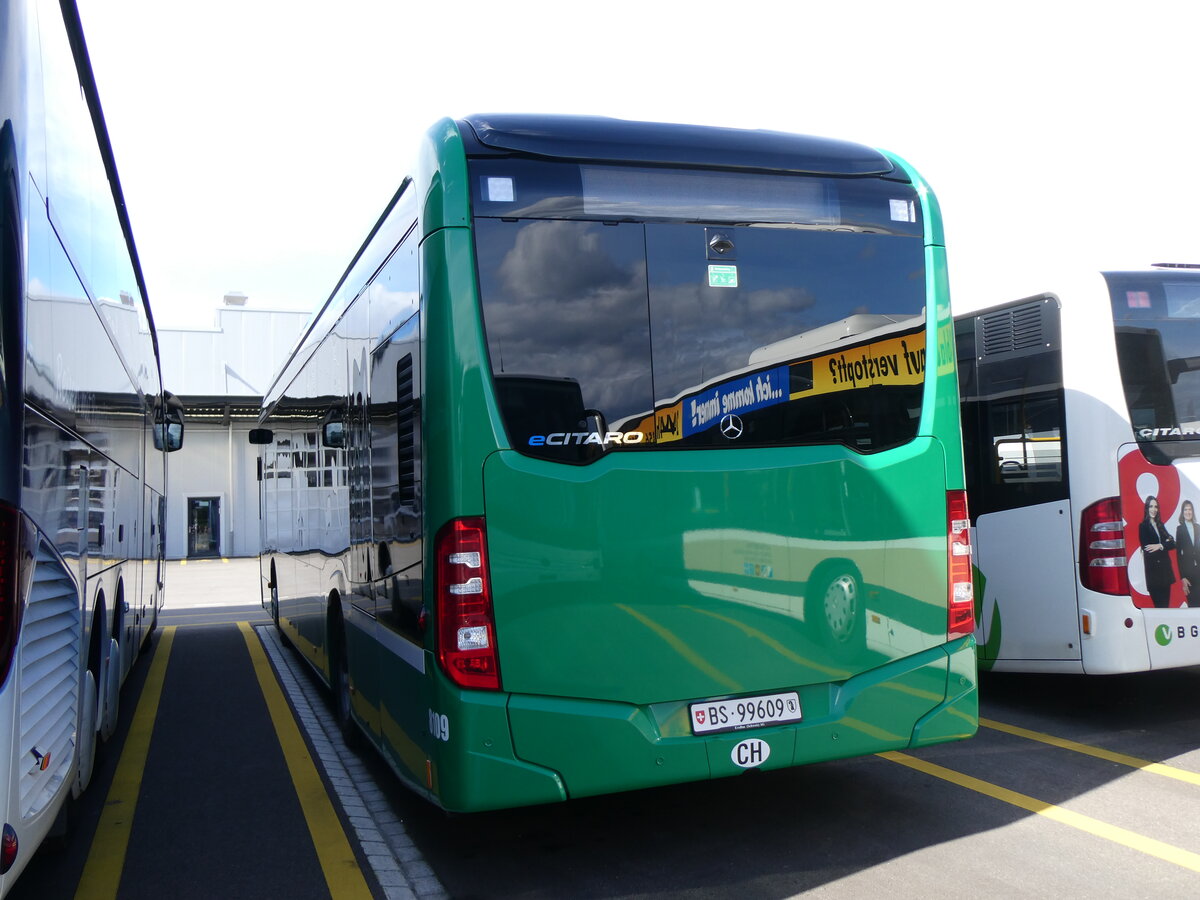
left=435, top=517, right=500, bottom=691
left=947, top=490, right=974, bottom=637
left=0, top=502, right=23, bottom=688
left=1, top=823, right=16, bottom=874
left=1079, top=496, right=1129, bottom=595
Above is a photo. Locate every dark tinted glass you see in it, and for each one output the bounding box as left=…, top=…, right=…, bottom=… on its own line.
left=956, top=316, right=1068, bottom=519
left=475, top=219, right=653, bottom=463
left=471, top=159, right=923, bottom=236
left=1107, top=271, right=1200, bottom=460
left=644, top=223, right=923, bottom=450
left=473, top=163, right=927, bottom=464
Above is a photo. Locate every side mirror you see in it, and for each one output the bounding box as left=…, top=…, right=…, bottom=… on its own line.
left=153, top=391, right=186, bottom=452
left=248, top=428, right=274, bottom=445
left=153, top=421, right=184, bottom=452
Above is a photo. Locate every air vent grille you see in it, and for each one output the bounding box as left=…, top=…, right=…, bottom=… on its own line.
left=980, top=301, right=1045, bottom=357
left=18, top=542, right=80, bottom=819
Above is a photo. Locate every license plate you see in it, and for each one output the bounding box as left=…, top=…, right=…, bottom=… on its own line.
left=689, top=691, right=802, bottom=735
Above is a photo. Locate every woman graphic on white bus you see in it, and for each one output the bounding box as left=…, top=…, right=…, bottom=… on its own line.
left=1139, top=495, right=1177, bottom=609
left=1175, top=499, right=1200, bottom=604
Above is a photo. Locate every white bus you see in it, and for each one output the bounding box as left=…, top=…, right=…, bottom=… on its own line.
left=0, top=0, right=184, bottom=892
left=956, top=264, right=1200, bottom=673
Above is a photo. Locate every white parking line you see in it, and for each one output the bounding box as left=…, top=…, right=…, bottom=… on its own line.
left=255, top=626, right=448, bottom=900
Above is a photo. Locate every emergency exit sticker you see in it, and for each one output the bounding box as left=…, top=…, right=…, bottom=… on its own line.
left=486, top=177, right=514, bottom=202
left=889, top=199, right=916, bottom=223
left=708, top=265, right=738, bottom=288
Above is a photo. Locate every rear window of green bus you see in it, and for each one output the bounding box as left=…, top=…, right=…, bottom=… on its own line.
left=471, top=161, right=928, bottom=464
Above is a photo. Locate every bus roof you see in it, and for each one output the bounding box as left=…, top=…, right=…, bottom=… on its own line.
left=458, top=114, right=902, bottom=178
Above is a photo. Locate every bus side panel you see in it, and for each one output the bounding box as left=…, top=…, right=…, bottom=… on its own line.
left=427, top=684, right=567, bottom=813
left=922, top=247, right=963, bottom=489
left=373, top=629, right=429, bottom=794
left=420, top=224, right=505, bottom=526
left=974, top=501, right=1080, bottom=663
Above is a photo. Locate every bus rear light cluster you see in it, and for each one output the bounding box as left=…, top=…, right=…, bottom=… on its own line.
left=1079, top=497, right=1129, bottom=596
left=435, top=518, right=501, bottom=691
left=1, top=823, right=16, bottom=874
left=947, top=491, right=975, bottom=637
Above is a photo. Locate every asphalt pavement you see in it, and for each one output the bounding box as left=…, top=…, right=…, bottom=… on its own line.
left=6, top=555, right=398, bottom=900
left=11, top=555, right=1200, bottom=899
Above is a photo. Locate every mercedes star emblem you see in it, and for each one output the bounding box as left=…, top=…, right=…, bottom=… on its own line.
left=720, top=414, right=744, bottom=440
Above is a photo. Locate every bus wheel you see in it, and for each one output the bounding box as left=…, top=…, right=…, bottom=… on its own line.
left=330, top=605, right=362, bottom=750
left=74, top=669, right=98, bottom=797
left=272, top=580, right=291, bottom=649
left=100, top=637, right=120, bottom=743
left=808, top=565, right=864, bottom=650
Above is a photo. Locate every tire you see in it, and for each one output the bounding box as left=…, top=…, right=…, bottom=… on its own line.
left=272, top=580, right=292, bottom=649
left=329, top=605, right=362, bottom=750
left=147, top=597, right=159, bottom=638
left=74, top=670, right=98, bottom=797
left=99, top=637, right=121, bottom=743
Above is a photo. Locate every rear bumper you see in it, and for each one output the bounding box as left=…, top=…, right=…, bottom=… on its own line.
left=435, top=637, right=977, bottom=811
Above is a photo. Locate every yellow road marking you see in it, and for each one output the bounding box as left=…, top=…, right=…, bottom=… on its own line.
left=163, top=618, right=272, bottom=629
left=686, top=605, right=850, bottom=680
left=616, top=604, right=742, bottom=692
left=684, top=606, right=974, bottom=728
left=981, top=717, right=1200, bottom=787
left=842, top=716, right=906, bottom=743
left=881, top=750, right=1200, bottom=873
left=238, top=622, right=372, bottom=900
left=76, top=627, right=176, bottom=900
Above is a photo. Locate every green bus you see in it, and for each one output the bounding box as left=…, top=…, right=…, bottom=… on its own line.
left=251, top=115, right=977, bottom=812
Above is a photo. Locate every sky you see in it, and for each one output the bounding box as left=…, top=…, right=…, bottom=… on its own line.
left=76, top=0, right=1200, bottom=330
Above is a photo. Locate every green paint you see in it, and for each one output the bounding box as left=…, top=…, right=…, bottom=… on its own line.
left=972, top=565, right=1003, bottom=670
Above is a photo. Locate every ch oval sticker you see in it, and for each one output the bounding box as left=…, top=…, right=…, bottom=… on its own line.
left=731, top=737, right=770, bottom=768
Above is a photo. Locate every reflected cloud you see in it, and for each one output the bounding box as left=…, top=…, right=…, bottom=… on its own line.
left=483, top=220, right=653, bottom=420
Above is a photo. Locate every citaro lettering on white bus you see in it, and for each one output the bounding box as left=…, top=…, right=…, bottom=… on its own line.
left=1138, top=427, right=1200, bottom=439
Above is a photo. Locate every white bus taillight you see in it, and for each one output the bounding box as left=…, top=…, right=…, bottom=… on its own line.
left=947, top=491, right=975, bottom=637
left=1079, top=497, right=1129, bottom=595
left=435, top=518, right=501, bottom=691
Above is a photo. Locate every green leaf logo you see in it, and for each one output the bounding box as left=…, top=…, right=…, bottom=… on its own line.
left=1155, top=624, right=1173, bottom=647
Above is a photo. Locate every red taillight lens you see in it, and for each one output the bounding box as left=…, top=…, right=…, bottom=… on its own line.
left=1079, top=496, right=1129, bottom=595
left=0, top=502, right=23, bottom=688
left=435, top=518, right=500, bottom=691
left=947, top=490, right=975, bottom=637
left=1, top=823, right=17, bottom=874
